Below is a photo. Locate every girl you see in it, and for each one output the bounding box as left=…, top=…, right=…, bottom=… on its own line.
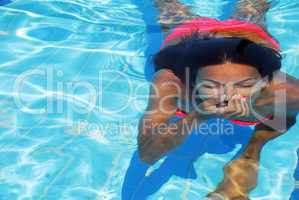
left=138, top=0, right=299, bottom=199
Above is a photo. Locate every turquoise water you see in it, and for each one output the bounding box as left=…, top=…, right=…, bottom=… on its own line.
left=0, top=0, right=299, bottom=199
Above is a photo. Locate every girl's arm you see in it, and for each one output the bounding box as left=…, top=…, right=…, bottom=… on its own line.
left=153, top=0, right=197, bottom=34
left=254, top=71, right=299, bottom=117
left=207, top=116, right=297, bottom=199
left=138, top=69, right=206, bottom=164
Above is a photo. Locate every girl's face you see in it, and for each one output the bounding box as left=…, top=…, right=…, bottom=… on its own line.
left=195, top=62, right=266, bottom=102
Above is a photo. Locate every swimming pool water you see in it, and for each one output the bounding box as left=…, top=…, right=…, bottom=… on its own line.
left=0, top=0, right=299, bottom=199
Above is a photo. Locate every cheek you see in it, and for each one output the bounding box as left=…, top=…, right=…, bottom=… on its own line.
left=196, top=87, right=220, bottom=98
left=235, top=87, right=255, bottom=97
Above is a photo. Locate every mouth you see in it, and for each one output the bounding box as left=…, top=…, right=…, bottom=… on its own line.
left=216, top=100, right=229, bottom=108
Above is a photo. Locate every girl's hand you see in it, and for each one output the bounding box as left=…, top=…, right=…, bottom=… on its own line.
left=218, top=94, right=250, bottom=119
left=195, top=94, right=250, bottom=120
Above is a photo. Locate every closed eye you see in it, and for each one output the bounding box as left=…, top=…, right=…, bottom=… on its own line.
left=202, top=84, right=216, bottom=89
left=236, top=79, right=259, bottom=88
left=237, top=84, right=255, bottom=88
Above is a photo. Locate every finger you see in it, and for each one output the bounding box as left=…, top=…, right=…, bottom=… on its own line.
left=219, top=96, right=236, bottom=116
left=197, top=98, right=218, bottom=115
left=236, top=97, right=247, bottom=117
left=203, top=98, right=218, bottom=106
left=198, top=105, right=217, bottom=115
left=242, top=97, right=250, bottom=117
left=217, top=96, right=237, bottom=115
left=241, top=96, right=251, bottom=117
left=223, top=95, right=242, bottom=117
left=230, top=95, right=247, bottom=117
left=216, top=106, right=227, bottom=115
left=235, top=96, right=243, bottom=115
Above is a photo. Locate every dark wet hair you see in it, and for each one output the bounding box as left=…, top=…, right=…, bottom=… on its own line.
left=153, top=34, right=282, bottom=87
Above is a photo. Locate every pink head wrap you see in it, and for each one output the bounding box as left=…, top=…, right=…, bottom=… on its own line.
left=162, top=17, right=280, bottom=51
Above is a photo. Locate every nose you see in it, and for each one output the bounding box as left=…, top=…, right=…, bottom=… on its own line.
left=219, top=83, right=235, bottom=101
